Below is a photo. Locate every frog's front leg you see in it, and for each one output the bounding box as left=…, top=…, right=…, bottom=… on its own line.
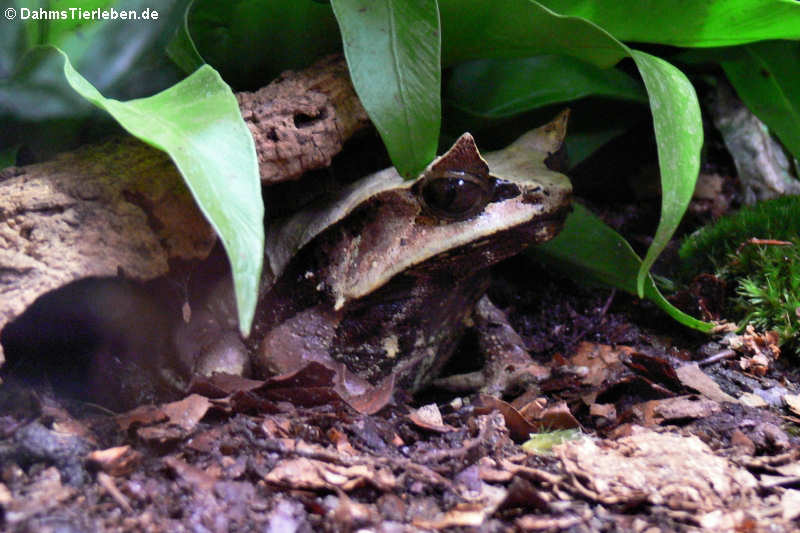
left=433, top=295, right=549, bottom=397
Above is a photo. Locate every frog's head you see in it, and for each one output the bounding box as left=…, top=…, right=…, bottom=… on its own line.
left=264, top=110, right=572, bottom=310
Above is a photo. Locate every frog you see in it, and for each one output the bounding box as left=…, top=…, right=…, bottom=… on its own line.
left=178, top=111, right=572, bottom=397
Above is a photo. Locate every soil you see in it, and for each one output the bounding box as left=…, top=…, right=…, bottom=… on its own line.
left=2, top=250, right=800, bottom=532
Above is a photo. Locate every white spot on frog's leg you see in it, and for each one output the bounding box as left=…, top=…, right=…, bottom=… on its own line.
left=334, top=294, right=345, bottom=310
left=382, top=334, right=399, bottom=359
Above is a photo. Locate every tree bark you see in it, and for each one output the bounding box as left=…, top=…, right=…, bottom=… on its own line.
left=0, top=54, right=369, bottom=364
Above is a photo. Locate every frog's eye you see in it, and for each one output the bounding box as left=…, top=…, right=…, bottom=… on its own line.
left=415, top=170, right=492, bottom=221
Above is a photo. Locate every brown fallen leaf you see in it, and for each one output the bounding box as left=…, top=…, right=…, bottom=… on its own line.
left=675, top=363, right=738, bottom=403
left=475, top=395, right=538, bottom=442
left=87, top=445, right=143, bottom=476
left=632, top=395, right=721, bottom=427
left=568, top=342, right=633, bottom=387
left=408, top=403, right=457, bottom=433
left=782, top=393, right=800, bottom=416
left=264, top=457, right=395, bottom=492
left=115, top=404, right=168, bottom=431
left=476, top=395, right=581, bottom=442
left=161, top=394, right=212, bottom=432
left=555, top=426, right=758, bottom=512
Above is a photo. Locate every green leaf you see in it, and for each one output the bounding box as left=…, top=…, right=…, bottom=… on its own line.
left=0, top=1, right=28, bottom=77
left=0, top=144, right=18, bottom=169
left=188, top=0, right=342, bottom=88
left=57, top=49, right=263, bottom=335
left=166, top=0, right=205, bottom=74
left=28, top=0, right=188, bottom=96
left=35, top=0, right=115, bottom=48
left=331, top=0, right=441, bottom=178
left=445, top=55, right=646, bottom=119
left=439, top=0, right=625, bottom=68
left=721, top=41, right=800, bottom=160
left=630, top=51, right=703, bottom=296
left=534, top=204, right=713, bottom=332
left=539, top=0, right=800, bottom=46
left=522, top=429, right=582, bottom=454
left=1, top=0, right=189, bottom=158
left=564, top=118, right=636, bottom=168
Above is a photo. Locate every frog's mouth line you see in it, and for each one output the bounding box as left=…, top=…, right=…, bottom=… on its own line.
left=391, top=203, right=574, bottom=277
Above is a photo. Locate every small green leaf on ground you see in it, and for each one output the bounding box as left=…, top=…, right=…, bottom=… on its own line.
left=522, top=429, right=582, bottom=454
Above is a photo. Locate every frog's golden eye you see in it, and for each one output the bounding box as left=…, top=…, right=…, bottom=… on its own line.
left=415, top=170, right=493, bottom=221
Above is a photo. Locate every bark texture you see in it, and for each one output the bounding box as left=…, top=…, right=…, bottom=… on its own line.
left=0, top=54, right=370, bottom=364
left=238, top=54, right=370, bottom=184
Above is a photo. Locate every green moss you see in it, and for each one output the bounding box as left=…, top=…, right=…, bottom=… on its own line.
left=679, top=195, right=800, bottom=278
left=679, top=195, right=800, bottom=346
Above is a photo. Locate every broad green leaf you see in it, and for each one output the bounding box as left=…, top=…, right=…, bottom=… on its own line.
left=57, top=49, right=263, bottom=335
left=721, top=41, right=800, bottom=160
left=17, top=0, right=188, bottom=97
left=331, top=0, right=441, bottom=178
left=565, top=120, right=634, bottom=169
left=166, top=0, right=205, bottom=74
left=445, top=55, right=646, bottom=119
left=0, top=46, right=91, bottom=121
left=534, top=204, right=713, bottom=332
left=1, top=0, right=188, bottom=158
left=439, top=0, right=625, bottom=68
left=188, top=0, right=342, bottom=88
left=35, top=0, right=114, bottom=47
left=539, top=0, right=800, bottom=47
left=0, top=1, right=28, bottom=77
left=630, top=51, right=702, bottom=296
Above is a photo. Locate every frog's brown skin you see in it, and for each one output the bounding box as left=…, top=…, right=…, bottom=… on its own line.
left=179, top=111, right=572, bottom=394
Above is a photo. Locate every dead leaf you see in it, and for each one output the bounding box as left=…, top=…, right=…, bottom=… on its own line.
left=475, top=395, right=537, bottom=442
left=408, top=404, right=457, bottom=432
left=633, top=395, right=720, bottom=427
left=782, top=393, right=800, bottom=416
left=538, top=401, right=581, bottom=431
left=675, top=363, right=738, bottom=403
left=87, top=445, right=143, bottom=476
left=555, top=426, right=758, bottom=512
left=257, top=362, right=394, bottom=414
left=161, top=394, right=212, bottom=432
left=115, top=404, right=168, bottom=431
left=264, top=457, right=395, bottom=492
left=781, top=489, right=800, bottom=521
left=589, top=403, right=616, bottom=420
left=739, top=392, right=768, bottom=408
left=568, top=342, right=633, bottom=387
